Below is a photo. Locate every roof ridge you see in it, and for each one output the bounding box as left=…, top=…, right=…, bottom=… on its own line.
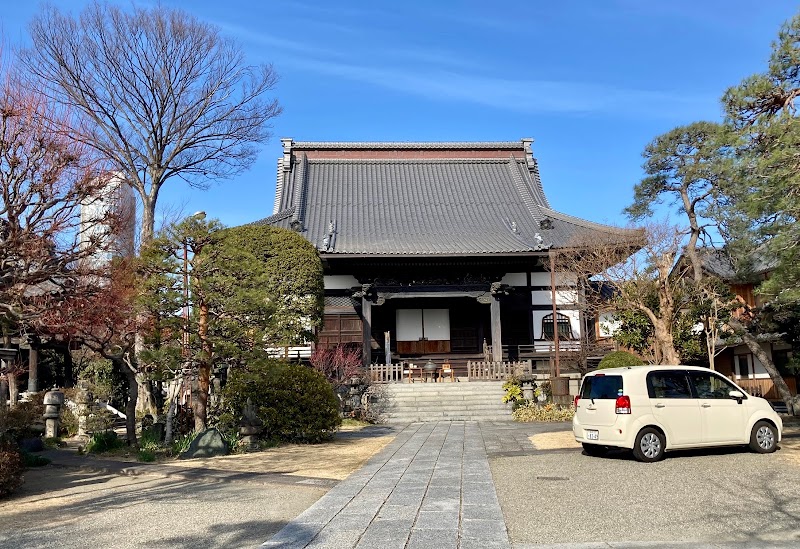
left=539, top=207, right=639, bottom=235
left=293, top=141, right=524, bottom=150
left=305, top=158, right=525, bottom=164
left=506, top=157, right=544, bottom=224
left=250, top=207, right=295, bottom=226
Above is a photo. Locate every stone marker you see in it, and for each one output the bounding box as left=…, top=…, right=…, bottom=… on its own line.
left=179, top=428, right=228, bottom=459
left=239, top=398, right=264, bottom=452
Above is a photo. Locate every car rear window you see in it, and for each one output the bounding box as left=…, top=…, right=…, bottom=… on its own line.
left=580, top=375, right=623, bottom=399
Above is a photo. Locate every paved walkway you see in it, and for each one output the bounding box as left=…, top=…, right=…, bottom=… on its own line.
left=262, top=421, right=515, bottom=549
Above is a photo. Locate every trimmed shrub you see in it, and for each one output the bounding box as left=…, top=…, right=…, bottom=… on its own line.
left=21, top=452, right=51, bottom=467
left=0, top=444, right=24, bottom=498
left=219, top=359, right=341, bottom=443
left=218, top=225, right=324, bottom=346
left=85, top=431, right=123, bottom=453
left=598, top=351, right=645, bottom=370
left=512, top=402, right=575, bottom=422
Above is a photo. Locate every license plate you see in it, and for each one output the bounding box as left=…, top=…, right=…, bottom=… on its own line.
left=586, top=430, right=599, bottom=440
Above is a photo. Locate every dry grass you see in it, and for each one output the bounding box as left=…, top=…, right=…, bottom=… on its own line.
left=167, top=433, right=393, bottom=480
left=529, top=430, right=581, bottom=450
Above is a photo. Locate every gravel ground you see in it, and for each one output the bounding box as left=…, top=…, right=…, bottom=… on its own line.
left=491, top=441, right=800, bottom=546
left=0, top=425, right=398, bottom=549
left=0, top=468, right=326, bottom=549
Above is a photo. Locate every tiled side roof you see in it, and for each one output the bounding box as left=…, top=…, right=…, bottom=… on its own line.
left=257, top=152, right=639, bottom=255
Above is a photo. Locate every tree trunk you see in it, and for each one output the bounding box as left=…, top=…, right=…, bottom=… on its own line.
left=730, top=319, right=794, bottom=412
left=140, top=195, right=156, bottom=246
left=653, top=321, right=680, bottom=365
left=117, top=359, right=138, bottom=446
left=0, top=378, right=7, bottom=410
left=7, top=372, right=18, bottom=408
left=61, top=345, right=74, bottom=388
left=194, top=301, right=211, bottom=432
left=136, top=377, right=158, bottom=416
left=28, top=347, right=38, bottom=393
left=164, top=379, right=180, bottom=445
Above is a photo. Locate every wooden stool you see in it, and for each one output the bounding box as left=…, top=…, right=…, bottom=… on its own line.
left=440, top=363, right=455, bottom=382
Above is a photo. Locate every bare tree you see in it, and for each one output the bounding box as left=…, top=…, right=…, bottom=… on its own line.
left=22, top=2, right=282, bottom=244
left=0, top=67, right=111, bottom=328
left=555, top=223, right=695, bottom=365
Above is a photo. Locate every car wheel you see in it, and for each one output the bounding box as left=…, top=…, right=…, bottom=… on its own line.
left=749, top=421, right=778, bottom=454
left=582, top=443, right=608, bottom=457
left=633, top=427, right=665, bottom=463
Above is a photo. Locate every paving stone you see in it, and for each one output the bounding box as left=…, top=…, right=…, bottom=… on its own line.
left=407, top=528, right=458, bottom=549
left=304, top=528, right=363, bottom=548
left=261, top=421, right=513, bottom=548
left=461, top=518, right=509, bottom=540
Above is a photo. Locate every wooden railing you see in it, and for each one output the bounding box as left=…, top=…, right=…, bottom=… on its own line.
left=467, top=360, right=532, bottom=381
left=368, top=363, right=405, bottom=383
left=733, top=377, right=797, bottom=400
left=486, top=342, right=583, bottom=361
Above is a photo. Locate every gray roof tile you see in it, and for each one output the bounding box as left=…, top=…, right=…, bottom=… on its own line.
left=255, top=144, right=636, bottom=256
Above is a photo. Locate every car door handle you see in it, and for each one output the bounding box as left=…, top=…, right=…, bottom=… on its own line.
left=701, top=403, right=711, bottom=408
left=655, top=403, right=665, bottom=408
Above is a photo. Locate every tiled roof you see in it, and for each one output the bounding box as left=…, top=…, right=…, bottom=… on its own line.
left=293, top=141, right=524, bottom=150
left=254, top=140, right=638, bottom=256
left=697, top=247, right=776, bottom=281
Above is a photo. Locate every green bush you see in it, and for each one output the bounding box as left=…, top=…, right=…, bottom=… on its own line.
left=0, top=399, right=44, bottom=443
left=137, top=449, right=156, bottom=462
left=219, top=359, right=341, bottom=443
left=86, top=431, right=124, bottom=453
left=512, top=402, right=575, bottom=422
left=21, top=451, right=51, bottom=467
left=502, top=378, right=524, bottom=404
left=0, top=444, right=24, bottom=498
left=598, top=351, right=645, bottom=370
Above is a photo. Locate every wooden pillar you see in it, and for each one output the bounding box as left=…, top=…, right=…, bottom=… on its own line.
left=550, top=251, right=560, bottom=377
left=491, top=297, right=503, bottom=362
left=362, top=296, right=372, bottom=368
left=28, top=347, right=38, bottom=393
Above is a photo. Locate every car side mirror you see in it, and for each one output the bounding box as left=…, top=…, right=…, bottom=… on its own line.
left=729, top=390, right=745, bottom=403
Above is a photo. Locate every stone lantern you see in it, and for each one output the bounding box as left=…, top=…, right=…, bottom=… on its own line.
left=43, top=390, right=65, bottom=438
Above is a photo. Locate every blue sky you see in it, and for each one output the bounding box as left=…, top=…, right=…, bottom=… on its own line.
left=2, top=1, right=798, bottom=230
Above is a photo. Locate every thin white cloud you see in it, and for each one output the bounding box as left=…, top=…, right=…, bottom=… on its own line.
left=286, top=56, right=715, bottom=117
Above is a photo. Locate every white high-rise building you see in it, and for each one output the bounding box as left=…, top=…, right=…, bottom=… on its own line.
left=79, top=172, right=136, bottom=268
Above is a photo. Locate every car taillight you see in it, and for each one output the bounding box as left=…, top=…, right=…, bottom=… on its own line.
left=574, top=395, right=580, bottom=409
left=615, top=395, right=631, bottom=414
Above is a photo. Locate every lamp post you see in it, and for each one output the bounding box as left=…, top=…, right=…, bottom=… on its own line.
left=182, top=211, right=206, bottom=364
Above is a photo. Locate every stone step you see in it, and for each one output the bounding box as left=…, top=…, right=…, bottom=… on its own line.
left=385, top=414, right=513, bottom=423
left=390, top=394, right=506, bottom=403
left=386, top=405, right=511, bottom=414
left=377, top=381, right=513, bottom=423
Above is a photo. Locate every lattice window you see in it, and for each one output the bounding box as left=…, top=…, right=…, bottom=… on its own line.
left=541, top=312, right=574, bottom=340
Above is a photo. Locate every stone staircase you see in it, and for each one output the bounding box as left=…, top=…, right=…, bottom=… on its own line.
left=379, top=381, right=512, bottom=423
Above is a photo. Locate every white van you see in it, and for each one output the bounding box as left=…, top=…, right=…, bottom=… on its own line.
left=572, top=365, right=783, bottom=462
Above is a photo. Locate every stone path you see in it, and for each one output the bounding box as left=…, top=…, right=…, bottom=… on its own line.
left=262, top=421, right=516, bottom=549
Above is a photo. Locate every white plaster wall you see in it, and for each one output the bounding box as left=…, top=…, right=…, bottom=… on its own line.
left=531, top=290, right=578, bottom=306
left=530, top=272, right=578, bottom=286
left=598, top=311, right=620, bottom=338
left=500, top=272, right=527, bottom=286
left=324, top=275, right=360, bottom=290
left=733, top=342, right=778, bottom=380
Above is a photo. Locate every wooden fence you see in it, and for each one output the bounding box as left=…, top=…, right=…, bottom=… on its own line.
left=367, top=363, right=405, bottom=383
left=467, top=360, right=532, bottom=381
left=733, top=377, right=797, bottom=400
